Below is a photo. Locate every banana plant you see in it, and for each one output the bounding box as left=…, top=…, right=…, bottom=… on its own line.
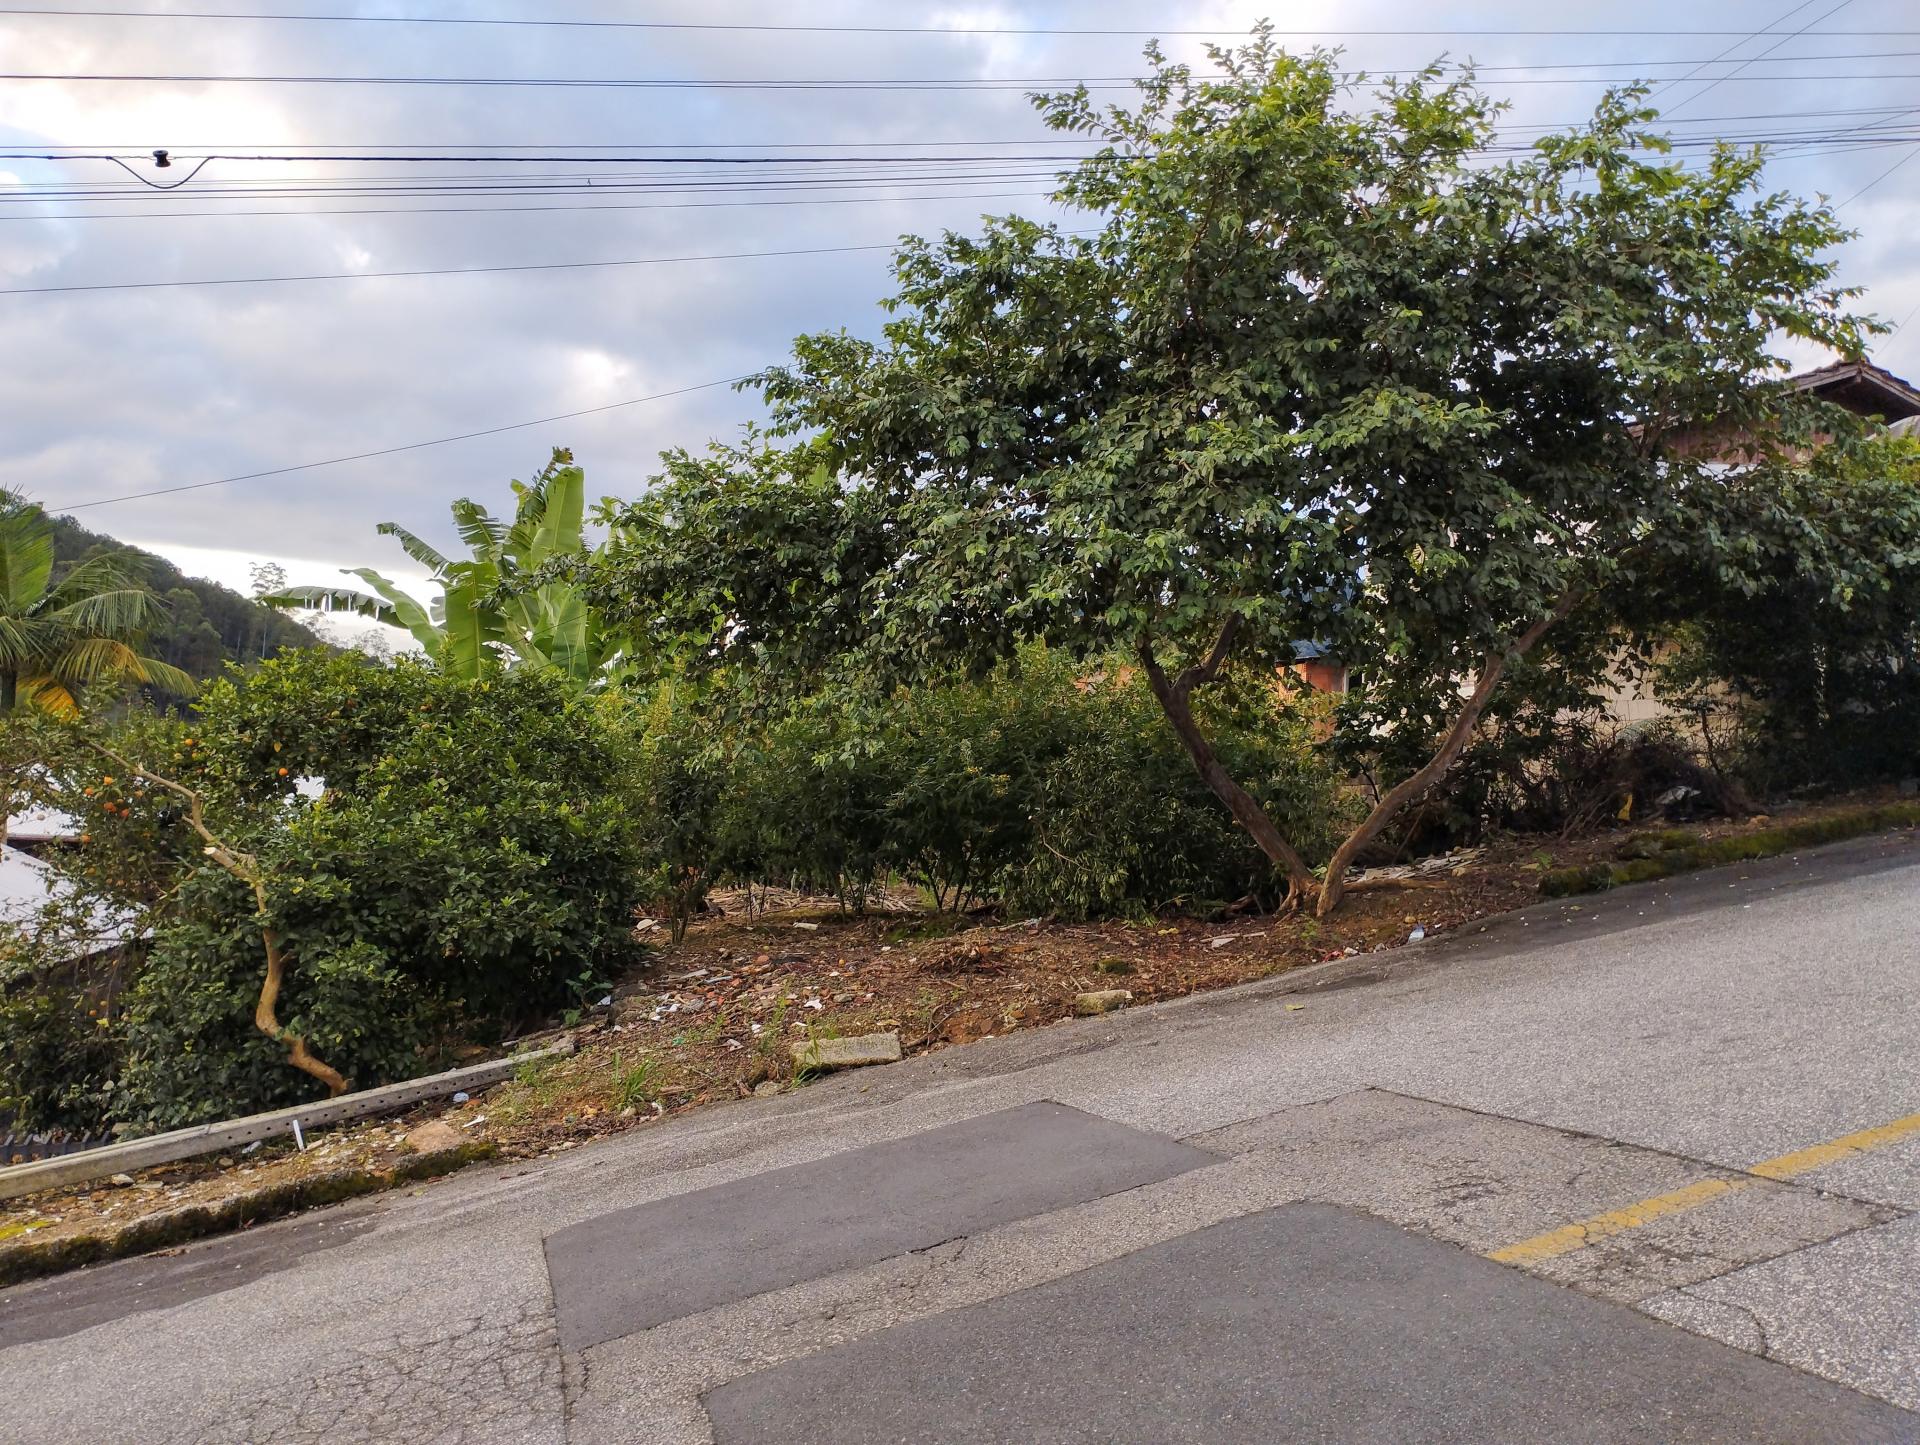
left=266, top=450, right=629, bottom=687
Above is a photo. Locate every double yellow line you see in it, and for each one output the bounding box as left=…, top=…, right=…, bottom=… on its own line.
left=1489, top=1110, right=1920, bottom=1266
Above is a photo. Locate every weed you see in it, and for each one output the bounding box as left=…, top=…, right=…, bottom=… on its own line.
left=610, top=1052, right=662, bottom=1112
left=883, top=915, right=964, bottom=945
left=685, top=1004, right=729, bottom=1048
left=756, top=995, right=790, bottom=1071
left=560, top=965, right=612, bottom=1027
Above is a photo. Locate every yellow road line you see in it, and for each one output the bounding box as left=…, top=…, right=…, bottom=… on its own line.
left=1748, top=1109, right=1920, bottom=1181
left=1487, top=1109, right=1920, bottom=1266
left=1488, top=1179, right=1743, bottom=1264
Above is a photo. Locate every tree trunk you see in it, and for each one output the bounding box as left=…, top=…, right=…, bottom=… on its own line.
left=1138, top=629, right=1319, bottom=908
left=93, top=744, right=351, bottom=1096
left=1315, top=596, right=1581, bottom=916
left=254, top=920, right=350, bottom=1095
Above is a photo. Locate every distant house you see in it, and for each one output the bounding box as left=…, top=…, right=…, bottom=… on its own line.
left=1786, top=358, right=1920, bottom=427
left=1604, top=358, right=1920, bottom=723
left=1285, top=640, right=1349, bottom=696
left=4, top=799, right=83, bottom=856
left=1293, top=358, right=1920, bottom=715
left=1, top=798, right=141, bottom=967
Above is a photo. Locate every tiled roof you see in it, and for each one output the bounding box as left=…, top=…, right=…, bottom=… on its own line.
left=1788, top=359, right=1920, bottom=420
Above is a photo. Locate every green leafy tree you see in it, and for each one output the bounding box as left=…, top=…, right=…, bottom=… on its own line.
left=1642, top=430, right=1920, bottom=791
left=0, top=491, right=195, bottom=715
left=268, top=449, right=629, bottom=686
left=587, top=35, right=1869, bottom=913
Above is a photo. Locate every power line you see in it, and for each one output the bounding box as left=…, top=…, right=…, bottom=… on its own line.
left=1649, top=0, right=1825, bottom=107
left=0, top=149, right=1094, bottom=166
left=1837, top=145, right=1920, bottom=206
left=0, top=237, right=915, bottom=296
left=11, top=121, right=1916, bottom=177
left=9, top=9, right=1920, bottom=37
left=0, top=169, right=1074, bottom=205
left=22, top=106, right=1920, bottom=152
left=1660, top=0, right=1853, bottom=118
left=0, top=71, right=1193, bottom=91
left=0, top=186, right=1059, bottom=223
left=11, top=68, right=1920, bottom=90
left=53, top=376, right=755, bottom=512
left=0, top=138, right=1104, bottom=151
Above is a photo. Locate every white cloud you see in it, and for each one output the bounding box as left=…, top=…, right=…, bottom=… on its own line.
left=2, top=0, right=1916, bottom=581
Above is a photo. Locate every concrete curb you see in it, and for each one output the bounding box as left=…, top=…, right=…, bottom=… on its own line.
left=0, top=1037, right=572, bottom=1202
left=1537, top=802, right=1920, bottom=898
left=0, top=1141, right=496, bottom=1289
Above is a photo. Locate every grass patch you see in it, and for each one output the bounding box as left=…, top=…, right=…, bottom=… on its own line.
left=1613, top=828, right=1700, bottom=860
left=609, top=1052, right=663, bottom=1112
left=1540, top=801, right=1920, bottom=898
left=882, top=914, right=966, bottom=945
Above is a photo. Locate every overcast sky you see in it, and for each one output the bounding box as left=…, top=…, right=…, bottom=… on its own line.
left=4, top=0, right=1919, bottom=606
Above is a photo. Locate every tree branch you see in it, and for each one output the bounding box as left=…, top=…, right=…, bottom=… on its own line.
left=1138, top=632, right=1317, bottom=906
left=91, top=743, right=350, bottom=1096
left=1315, top=591, right=1585, bottom=915
left=1174, top=612, right=1242, bottom=696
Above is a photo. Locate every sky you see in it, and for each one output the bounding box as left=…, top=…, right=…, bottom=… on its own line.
left=3, top=0, right=1919, bottom=612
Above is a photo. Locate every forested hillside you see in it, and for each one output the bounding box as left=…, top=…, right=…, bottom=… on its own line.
left=49, top=515, right=324, bottom=679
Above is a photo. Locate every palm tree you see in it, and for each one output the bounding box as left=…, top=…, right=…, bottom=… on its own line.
left=0, top=492, right=196, bottom=715
left=266, top=449, right=631, bottom=687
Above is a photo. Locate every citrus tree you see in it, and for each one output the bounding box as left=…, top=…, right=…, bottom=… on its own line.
left=586, top=35, right=1872, bottom=913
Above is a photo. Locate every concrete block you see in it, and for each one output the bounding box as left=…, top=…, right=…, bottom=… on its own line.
left=791, top=1031, right=902, bottom=1071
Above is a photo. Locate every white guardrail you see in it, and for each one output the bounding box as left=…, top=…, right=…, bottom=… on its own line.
left=0, top=1035, right=575, bottom=1202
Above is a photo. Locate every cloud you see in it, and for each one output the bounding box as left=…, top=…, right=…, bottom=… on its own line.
left=2, top=0, right=1916, bottom=595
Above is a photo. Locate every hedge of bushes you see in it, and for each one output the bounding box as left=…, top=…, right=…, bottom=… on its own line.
left=652, top=646, right=1349, bottom=928
left=0, top=646, right=1347, bottom=1136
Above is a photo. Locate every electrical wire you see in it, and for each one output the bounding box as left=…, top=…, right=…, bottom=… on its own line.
left=1649, top=0, right=1827, bottom=106
left=0, top=150, right=1095, bottom=166
left=1838, top=145, right=1920, bottom=206
left=53, top=376, right=756, bottom=511
left=0, top=186, right=1059, bottom=223
left=20, top=106, right=1920, bottom=153
left=6, top=9, right=1920, bottom=38
left=0, top=71, right=1200, bottom=90
left=0, top=237, right=919, bottom=296
left=14, top=62, right=1920, bottom=90
left=1661, top=0, right=1854, bottom=118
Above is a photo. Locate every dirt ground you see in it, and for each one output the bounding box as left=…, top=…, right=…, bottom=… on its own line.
left=3, top=790, right=1905, bottom=1258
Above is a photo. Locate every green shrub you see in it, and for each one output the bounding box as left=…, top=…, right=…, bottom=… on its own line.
left=0, top=986, right=119, bottom=1135
left=631, top=684, right=733, bottom=939
left=1005, top=659, right=1346, bottom=919
left=37, top=651, right=652, bottom=1131
left=880, top=658, right=1065, bottom=910
left=722, top=697, right=893, bottom=910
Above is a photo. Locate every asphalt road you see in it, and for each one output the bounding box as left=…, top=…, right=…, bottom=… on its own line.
left=3, top=829, right=1918, bottom=1443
